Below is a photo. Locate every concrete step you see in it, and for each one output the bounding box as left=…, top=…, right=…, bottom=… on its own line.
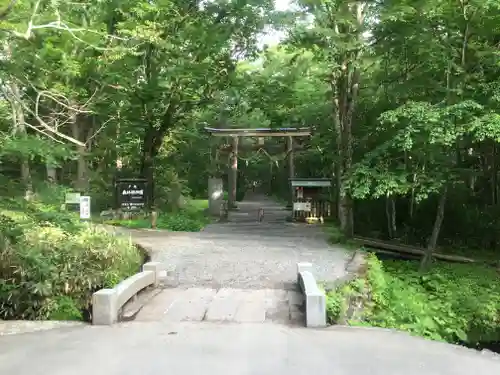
left=135, top=287, right=305, bottom=325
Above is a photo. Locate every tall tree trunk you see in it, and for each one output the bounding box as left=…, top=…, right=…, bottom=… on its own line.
left=332, top=83, right=342, bottom=224
left=10, top=82, right=33, bottom=199
left=138, top=91, right=178, bottom=208
left=330, top=2, right=365, bottom=239
left=332, top=79, right=352, bottom=235
left=420, top=186, right=448, bottom=272
left=139, top=137, right=155, bottom=207
left=386, top=195, right=397, bottom=239
left=335, top=66, right=356, bottom=238
left=20, top=160, right=33, bottom=199
left=139, top=122, right=164, bottom=208
left=71, top=113, right=89, bottom=192
left=409, top=173, right=417, bottom=219
left=46, top=164, right=57, bottom=183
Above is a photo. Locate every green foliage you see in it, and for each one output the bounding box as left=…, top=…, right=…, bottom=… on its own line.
left=156, top=210, right=210, bottom=232
left=0, top=213, right=25, bottom=243
left=1, top=0, right=500, bottom=338
left=324, top=224, right=360, bottom=250
left=325, top=224, right=347, bottom=244
left=0, top=135, right=75, bottom=164
left=325, top=286, right=343, bottom=320
left=0, top=199, right=142, bottom=321
left=2, top=185, right=86, bottom=232
left=47, top=296, right=84, bottom=321
left=327, top=254, right=500, bottom=345
left=104, top=199, right=211, bottom=232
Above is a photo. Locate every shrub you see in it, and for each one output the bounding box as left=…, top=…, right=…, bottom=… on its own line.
left=0, top=212, right=25, bottom=243
left=326, top=253, right=500, bottom=345
left=156, top=211, right=209, bottom=231
left=325, top=224, right=346, bottom=244
left=105, top=212, right=210, bottom=232
left=104, top=199, right=211, bottom=232
left=324, top=224, right=361, bottom=250
left=0, top=202, right=142, bottom=321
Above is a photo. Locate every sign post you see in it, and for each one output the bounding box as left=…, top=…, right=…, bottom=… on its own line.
left=65, top=192, right=81, bottom=204
left=116, top=178, right=148, bottom=212
left=65, top=192, right=81, bottom=212
left=79, top=196, right=91, bottom=219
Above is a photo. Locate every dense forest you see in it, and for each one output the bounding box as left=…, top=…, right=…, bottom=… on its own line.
left=0, top=0, right=499, bottom=350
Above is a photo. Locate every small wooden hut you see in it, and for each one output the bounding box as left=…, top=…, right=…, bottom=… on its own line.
left=289, top=178, right=332, bottom=222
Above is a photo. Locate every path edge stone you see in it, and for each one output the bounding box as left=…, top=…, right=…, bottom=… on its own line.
left=92, top=261, right=165, bottom=325
left=297, top=262, right=327, bottom=328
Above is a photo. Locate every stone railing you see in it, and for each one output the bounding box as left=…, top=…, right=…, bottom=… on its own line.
left=92, top=262, right=163, bottom=325
left=297, top=262, right=327, bottom=328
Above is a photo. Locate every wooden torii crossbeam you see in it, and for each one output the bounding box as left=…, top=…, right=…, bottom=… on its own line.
left=205, top=126, right=312, bottom=211
left=204, top=127, right=312, bottom=137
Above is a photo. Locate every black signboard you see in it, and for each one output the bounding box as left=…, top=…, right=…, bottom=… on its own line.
left=116, top=178, right=148, bottom=211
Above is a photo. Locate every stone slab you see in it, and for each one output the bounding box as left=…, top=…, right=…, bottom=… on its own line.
left=136, top=288, right=216, bottom=322
left=208, top=177, right=224, bottom=216
left=205, top=288, right=241, bottom=321
left=164, top=288, right=217, bottom=321
left=115, top=270, right=155, bottom=308
left=287, top=290, right=304, bottom=307
left=137, top=287, right=306, bottom=325
left=135, top=288, right=183, bottom=321
left=297, top=269, right=327, bottom=328
left=297, top=262, right=313, bottom=275
left=92, top=289, right=117, bottom=325
left=142, top=262, right=163, bottom=287
left=305, top=293, right=327, bottom=327
left=233, top=289, right=267, bottom=323
left=264, top=289, right=288, bottom=309
left=121, top=287, right=163, bottom=321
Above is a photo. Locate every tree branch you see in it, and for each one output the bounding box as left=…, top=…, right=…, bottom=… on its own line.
left=4, top=81, right=90, bottom=146
left=0, top=0, right=17, bottom=20
left=7, top=0, right=126, bottom=50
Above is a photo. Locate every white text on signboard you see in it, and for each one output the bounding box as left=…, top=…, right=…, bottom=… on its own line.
left=79, top=196, right=91, bottom=219
left=122, top=189, right=144, bottom=195
left=293, top=202, right=312, bottom=212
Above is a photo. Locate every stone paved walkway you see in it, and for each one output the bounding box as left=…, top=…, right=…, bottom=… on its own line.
left=130, top=194, right=349, bottom=290
left=123, top=194, right=348, bottom=325
left=136, top=288, right=304, bottom=324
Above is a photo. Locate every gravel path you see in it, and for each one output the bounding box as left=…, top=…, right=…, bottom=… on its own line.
left=131, top=194, right=349, bottom=289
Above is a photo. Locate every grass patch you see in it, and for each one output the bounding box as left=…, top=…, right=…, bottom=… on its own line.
left=326, top=253, right=500, bottom=346
left=0, top=197, right=142, bottom=321
left=323, top=223, right=360, bottom=251
left=104, top=199, right=211, bottom=232
left=187, top=199, right=209, bottom=212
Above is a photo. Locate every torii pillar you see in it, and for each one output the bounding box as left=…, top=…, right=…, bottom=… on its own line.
left=208, top=143, right=223, bottom=216
left=227, top=136, right=239, bottom=209
left=287, top=136, right=295, bottom=208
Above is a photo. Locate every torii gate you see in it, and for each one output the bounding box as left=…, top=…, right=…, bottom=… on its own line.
left=205, top=127, right=312, bottom=215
